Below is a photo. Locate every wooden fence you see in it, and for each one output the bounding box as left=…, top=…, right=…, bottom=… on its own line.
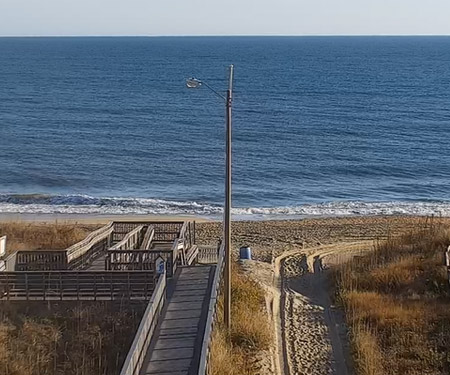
left=198, top=242, right=225, bottom=375
left=0, top=271, right=156, bottom=301
left=119, top=268, right=166, bottom=375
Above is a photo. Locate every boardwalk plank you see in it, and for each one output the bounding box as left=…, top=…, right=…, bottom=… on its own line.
left=139, top=265, right=214, bottom=375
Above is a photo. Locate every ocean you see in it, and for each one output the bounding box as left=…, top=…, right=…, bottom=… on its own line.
left=1, top=36, right=450, bottom=219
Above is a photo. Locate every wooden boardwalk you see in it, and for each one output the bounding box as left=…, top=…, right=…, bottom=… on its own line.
left=85, top=253, right=107, bottom=271
left=85, top=241, right=174, bottom=272
left=139, top=265, right=214, bottom=375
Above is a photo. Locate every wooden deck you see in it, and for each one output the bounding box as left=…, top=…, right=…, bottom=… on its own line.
left=139, top=265, right=214, bottom=375
left=85, top=241, right=175, bottom=272
left=85, top=253, right=107, bottom=271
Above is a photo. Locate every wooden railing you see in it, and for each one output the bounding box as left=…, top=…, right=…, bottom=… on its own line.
left=140, top=226, right=155, bottom=250
left=15, top=251, right=68, bottom=271
left=3, top=252, right=17, bottom=271
left=153, top=222, right=185, bottom=242
left=106, top=250, right=158, bottom=271
left=107, top=249, right=177, bottom=277
left=110, top=226, right=145, bottom=251
left=119, top=268, right=167, bottom=375
left=0, top=271, right=156, bottom=301
left=186, top=245, right=199, bottom=266
left=66, top=222, right=114, bottom=269
left=113, top=221, right=184, bottom=244
left=198, top=242, right=225, bottom=375
left=197, top=245, right=220, bottom=264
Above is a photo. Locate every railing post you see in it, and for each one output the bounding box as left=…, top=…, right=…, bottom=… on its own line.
left=76, top=272, right=80, bottom=301
left=43, top=272, right=46, bottom=301
left=25, top=273, right=29, bottom=300
left=94, top=274, right=97, bottom=301
left=60, top=272, right=63, bottom=300
left=6, top=272, right=10, bottom=301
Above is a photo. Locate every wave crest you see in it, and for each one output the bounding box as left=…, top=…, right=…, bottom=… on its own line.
left=1, top=194, right=450, bottom=218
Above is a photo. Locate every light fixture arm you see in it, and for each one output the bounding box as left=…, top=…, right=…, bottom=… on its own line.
left=200, top=80, right=227, bottom=101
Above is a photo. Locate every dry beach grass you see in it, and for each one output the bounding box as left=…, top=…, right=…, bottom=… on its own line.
left=335, top=221, right=450, bottom=375
left=0, top=221, right=142, bottom=375
left=0, top=221, right=92, bottom=254
left=209, top=266, right=272, bottom=375
left=0, top=302, right=146, bottom=375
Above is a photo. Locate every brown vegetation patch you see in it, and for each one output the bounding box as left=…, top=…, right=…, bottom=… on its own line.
left=0, top=222, right=95, bottom=254
left=336, top=221, right=450, bottom=375
left=0, top=301, right=146, bottom=375
left=209, top=266, right=272, bottom=375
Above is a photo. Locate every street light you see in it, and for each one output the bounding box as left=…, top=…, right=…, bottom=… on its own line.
left=186, top=65, right=234, bottom=330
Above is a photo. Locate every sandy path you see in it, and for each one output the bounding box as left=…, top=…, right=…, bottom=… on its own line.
left=275, top=241, right=374, bottom=375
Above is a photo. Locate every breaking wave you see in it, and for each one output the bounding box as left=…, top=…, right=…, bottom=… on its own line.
left=1, top=194, right=450, bottom=219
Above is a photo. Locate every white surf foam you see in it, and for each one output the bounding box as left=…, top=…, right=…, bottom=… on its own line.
left=1, top=194, right=450, bottom=219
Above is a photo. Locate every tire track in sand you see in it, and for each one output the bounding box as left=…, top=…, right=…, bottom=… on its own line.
left=274, top=241, right=374, bottom=375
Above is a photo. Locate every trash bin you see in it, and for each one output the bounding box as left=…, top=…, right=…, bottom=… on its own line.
left=239, top=246, right=252, bottom=260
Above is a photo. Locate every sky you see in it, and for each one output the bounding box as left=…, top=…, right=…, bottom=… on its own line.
left=1, top=0, right=450, bottom=36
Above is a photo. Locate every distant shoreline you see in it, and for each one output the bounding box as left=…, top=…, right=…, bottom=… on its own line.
left=0, top=212, right=210, bottom=224
left=0, top=212, right=446, bottom=225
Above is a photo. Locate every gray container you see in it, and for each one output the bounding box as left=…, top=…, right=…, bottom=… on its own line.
left=239, top=246, right=252, bottom=260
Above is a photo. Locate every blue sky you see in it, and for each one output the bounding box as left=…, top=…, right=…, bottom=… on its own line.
left=1, top=0, right=450, bottom=36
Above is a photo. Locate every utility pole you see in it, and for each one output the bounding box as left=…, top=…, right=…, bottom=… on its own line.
left=224, top=64, right=233, bottom=330
left=185, top=65, right=234, bottom=330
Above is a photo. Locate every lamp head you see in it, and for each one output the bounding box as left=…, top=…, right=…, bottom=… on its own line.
left=186, top=78, right=202, bottom=88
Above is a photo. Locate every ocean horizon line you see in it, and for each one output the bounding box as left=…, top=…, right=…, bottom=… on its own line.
left=2, top=34, right=450, bottom=38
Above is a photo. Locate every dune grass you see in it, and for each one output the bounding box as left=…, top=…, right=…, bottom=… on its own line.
left=0, top=221, right=142, bottom=375
left=0, top=301, right=146, bottom=375
left=209, top=266, right=272, bottom=375
left=336, top=219, right=450, bottom=375
left=0, top=222, right=94, bottom=254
